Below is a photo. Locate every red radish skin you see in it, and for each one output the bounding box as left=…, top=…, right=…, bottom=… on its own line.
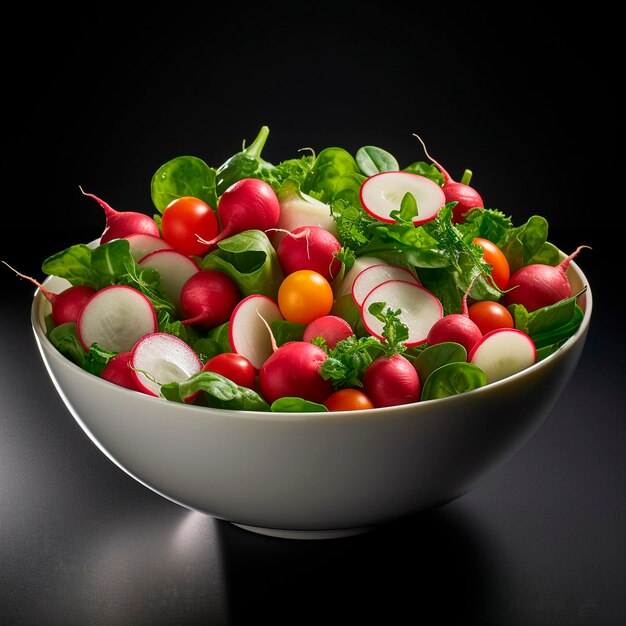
left=276, top=226, right=342, bottom=281
left=100, top=352, right=139, bottom=391
left=302, top=315, right=353, bottom=349
left=426, top=280, right=483, bottom=353
left=413, top=134, right=484, bottom=223
left=2, top=262, right=96, bottom=326
left=80, top=188, right=160, bottom=243
left=502, top=246, right=589, bottom=312
left=362, top=354, right=420, bottom=408
left=258, top=341, right=333, bottom=405
left=198, top=178, right=281, bottom=248
left=179, top=269, right=240, bottom=329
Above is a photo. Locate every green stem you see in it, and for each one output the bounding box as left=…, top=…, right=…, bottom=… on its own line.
left=460, top=169, right=473, bottom=186
left=246, top=125, right=270, bottom=160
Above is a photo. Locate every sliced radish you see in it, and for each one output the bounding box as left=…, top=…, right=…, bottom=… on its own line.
left=229, top=294, right=284, bottom=370
left=361, top=280, right=443, bottom=347
left=77, top=285, right=158, bottom=353
left=139, top=249, right=199, bottom=311
left=130, top=332, right=203, bottom=399
left=360, top=171, right=445, bottom=225
left=332, top=256, right=385, bottom=300
left=125, top=233, right=173, bottom=261
left=468, top=328, right=536, bottom=384
left=352, top=263, right=420, bottom=308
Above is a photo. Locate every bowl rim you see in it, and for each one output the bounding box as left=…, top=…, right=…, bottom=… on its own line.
left=31, top=250, right=593, bottom=421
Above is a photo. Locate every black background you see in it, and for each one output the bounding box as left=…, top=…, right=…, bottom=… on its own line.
left=1, top=10, right=624, bottom=625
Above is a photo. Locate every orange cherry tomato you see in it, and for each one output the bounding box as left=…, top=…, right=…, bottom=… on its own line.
left=324, top=388, right=375, bottom=412
left=277, top=270, right=334, bottom=324
left=468, top=300, right=514, bottom=335
left=472, top=237, right=510, bottom=290
left=161, top=196, right=218, bottom=256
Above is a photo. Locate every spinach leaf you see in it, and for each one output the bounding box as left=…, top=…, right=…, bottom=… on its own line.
left=41, top=244, right=99, bottom=287
left=421, top=362, right=487, bottom=401
left=161, top=371, right=270, bottom=411
left=497, top=215, right=559, bottom=273
left=302, top=147, right=364, bottom=203
left=270, top=397, right=328, bottom=412
left=48, top=323, right=87, bottom=367
left=270, top=320, right=306, bottom=346
left=192, top=338, right=224, bottom=364
left=413, top=342, right=467, bottom=383
left=356, top=146, right=399, bottom=176
left=151, top=155, right=218, bottom=212
left=403, top=161, right=445, bottom=186
left=202, top=229, right=284, bottom=299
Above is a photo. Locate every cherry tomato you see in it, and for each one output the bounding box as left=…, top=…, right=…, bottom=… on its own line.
left=202, top=353, right=256, bottom=389
left=277, top=270, right=334, bottom=324
left=472, top=237, right=510, bottom=290
left=161, top=197, right=218, bottom=256
left=468, top=300, right=514, bottom=335
left=324, top=389, right=375, bottom=412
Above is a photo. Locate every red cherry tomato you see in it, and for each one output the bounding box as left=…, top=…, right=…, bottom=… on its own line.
left=472, top=237, right=510, bottom=290
left=277, top=270, right=334, bottom=324
left=467, top=300, right=514, bottom=335
left=202, top=353, right=256, bottom=389
left=323, top=389, right=375, bottom=412
left=161, top=196, right=218, bottom=256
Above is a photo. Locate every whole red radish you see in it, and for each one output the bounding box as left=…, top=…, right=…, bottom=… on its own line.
left=180, top=269, right=240, bottom=329
left=362, top=353, right=420, bottom=408
left=277, top=226, right=342, bottom=281
left=413, top=134, right=484, bottom=223
left=80, top=188, right=160, bottom=243
left=426, top=280, right=483, bottom=353
left=100, top=352, right=139, bottom=391
left=502, top=246, right=589, bottom=312
left=258, top=341, right=333, bottom=405
left=2, top=261, right=95, bottom=326
left=303, top=315, right=353, bottom=349
left=198, top=178, right=280, bottom=248
left=202, top=353, right=256, bottom=389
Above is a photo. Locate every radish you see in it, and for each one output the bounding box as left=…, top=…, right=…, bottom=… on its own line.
left=124, top=233, right=173, bottom=261
left=359, top=171, right=445, bottom=225
left=273, top=179, right=336, bottom=246
left=332, top=256, right=386, bottom=300
left=502, top=246, right=589, bottom=312
left=100, top=351, right=139, bottom=391
left=302, top=315, right=353, bottom=349
left=361, top=280, right=443, bottom=347
left=139, top=249, right=200, bottom=311
left=179, top=269, right=240, bottom=329
left=351, top=263, right=420, bottom=308
left=80, top=188, right=160, bottom=243
left=2, top=262, right=95, bottom=326
left=258, top=341, right=333, bottom=405
left=130, top=332, right=203, bottom=399
left=276, top=226, right=342, bottom=281
left=468, top=328, right=536, bottom=384
left=197, top=178, right=280, bottom=249
left=229, top=294, right=284, bottom=369
left=362, top=353, right=420, bottom=408
left=413, top=134, right=484, bottom=223
left=426, top=280, right=483, bottom=353
left=77, top=285, right=158, bottom=353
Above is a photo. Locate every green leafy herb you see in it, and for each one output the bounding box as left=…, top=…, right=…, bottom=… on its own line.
left=403, top=161, right=445, bottom=186
left=366, top=302, right=409, bottom=353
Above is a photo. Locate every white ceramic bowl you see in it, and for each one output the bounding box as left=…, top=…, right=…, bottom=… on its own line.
left=31, top=258, right=592, bottom=539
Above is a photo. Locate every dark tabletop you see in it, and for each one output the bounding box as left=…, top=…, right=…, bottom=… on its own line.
left=2, top=11, right=623, bottom=625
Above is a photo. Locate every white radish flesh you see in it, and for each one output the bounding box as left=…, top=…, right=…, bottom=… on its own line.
left=332, top=256, right=386, bottom=300
left=352, top=264, right=420, bottom=308
left=229, top=295, right=284, bottom=370
left=77, top=285, right=158, bottom=353
left=131, top=332, right=203, bottom=398
left=360, top=171, right=445, bottom=225
left=361, top=280, right=443, bottom=347
left=139, top=249, right=199, bottom=311
left=125, top=233, right=173, bottom=261
left=468, top=328, right=536, bottom=384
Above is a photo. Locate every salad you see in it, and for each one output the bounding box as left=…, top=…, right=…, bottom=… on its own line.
left=11, top=126, right=588, bottom=412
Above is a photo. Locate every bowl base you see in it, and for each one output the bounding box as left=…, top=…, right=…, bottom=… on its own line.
left=232, top=522, right=372, bottom=540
